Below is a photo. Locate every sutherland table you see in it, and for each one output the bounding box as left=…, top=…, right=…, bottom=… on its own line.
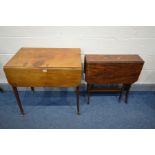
left=4, top=48, right=82, bottom=115
left=84, top=55, right=144, bottom=104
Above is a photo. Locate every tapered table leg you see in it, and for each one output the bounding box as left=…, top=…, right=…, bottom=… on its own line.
left=119, top=84, right=124, bottom=102
left=12, top=86, right=25, bottom=115
left=124, top=84, right=131, bottom=104
left=0, top=86, right=3, bottom=92
left=30, top=87, right=35, bottom=92
left=76, top=86, right=80, bottom=115
left=87, top=84, right=91, bottom=104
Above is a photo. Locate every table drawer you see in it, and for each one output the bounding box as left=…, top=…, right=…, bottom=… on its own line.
left=85, top=63, right=143, bottom=84
left=4, top=68, right=81, bottom=87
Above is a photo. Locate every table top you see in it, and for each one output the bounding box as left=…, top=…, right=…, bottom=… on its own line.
left=85, top=54, right=144, bottom=64
left=5, top=48, right=81, bottom=69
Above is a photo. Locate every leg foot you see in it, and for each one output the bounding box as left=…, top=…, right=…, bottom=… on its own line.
left=124, top=84, right=131, bottom=104
left=76, top=86, right=80, bottom=115
left=77, top=112, right=80, bottom=115
left=87, top=84, right=91, bottom=104
left=30, top=87, right=35, bottom=93
left=12, top=86, right=25, bottom=115
left=119, top=85, right=124, bottom=102
left=0, top=86, right=3, bottom=93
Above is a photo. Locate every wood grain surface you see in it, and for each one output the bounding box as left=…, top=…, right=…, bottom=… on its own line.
left=5, top=48, right=81, bottom=68
left=85, top=54, right=144, bottom=64
left=85, top=55, right=144, bottom=84
left=4, top=48, right=82, bottom=87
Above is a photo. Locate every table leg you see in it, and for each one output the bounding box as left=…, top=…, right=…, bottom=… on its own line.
left=76, top=86, right=80, bottom=115
left=30, top=87, right=35, bottom=92
left=119, top=84, right=124, bottom=102
left=124, top=84, right=131, bottom=104
left=87, top=84, right=91, bottom=104
left=0, top=86, right=3, bottom=92
left=12, top=86, right=25, bottom=115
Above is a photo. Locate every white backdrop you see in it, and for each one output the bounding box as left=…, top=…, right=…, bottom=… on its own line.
left=0, top=26, right=155, bottom=84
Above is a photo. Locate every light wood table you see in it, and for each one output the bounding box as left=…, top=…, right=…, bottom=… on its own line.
left=4, top=48, right=82, bottom=114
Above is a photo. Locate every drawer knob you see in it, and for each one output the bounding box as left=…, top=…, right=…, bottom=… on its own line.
left=42, top=69, right=47, bottom=72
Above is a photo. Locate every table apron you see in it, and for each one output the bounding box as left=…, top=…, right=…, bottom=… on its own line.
left=4, top=68, right=82, bottom=87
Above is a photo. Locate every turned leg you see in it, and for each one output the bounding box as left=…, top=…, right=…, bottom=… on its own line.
left=0, top=86, right=3, bottom=92
left=12, top=86, right=25, bottom=115
left=30, top=87, right=35, bottom=92
left=124, top=84, right=131, bottom=104
left=76, top=86, right=80, bottom=115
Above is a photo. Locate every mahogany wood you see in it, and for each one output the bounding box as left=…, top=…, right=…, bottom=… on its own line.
left=85, top=54, right=144, bottom=104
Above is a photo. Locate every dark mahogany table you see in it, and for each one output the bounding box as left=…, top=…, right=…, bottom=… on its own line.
left=84, top=54, right=144, bottom=104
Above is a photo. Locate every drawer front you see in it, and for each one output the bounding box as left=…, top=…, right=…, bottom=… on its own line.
left=4, top=68, right=82, bottom=87
left=85, top=63, right=143, bottom=84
